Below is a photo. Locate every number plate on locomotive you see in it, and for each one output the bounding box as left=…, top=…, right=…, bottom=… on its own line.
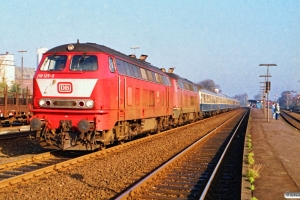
left=53, top=101, right=76, bottom=106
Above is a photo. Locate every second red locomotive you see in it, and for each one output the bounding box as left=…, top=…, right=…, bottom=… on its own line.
left=30, top=41, right=202, bottom=150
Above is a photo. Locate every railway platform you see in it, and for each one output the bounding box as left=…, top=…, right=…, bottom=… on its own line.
left=246, top=107, right=300, bottom=200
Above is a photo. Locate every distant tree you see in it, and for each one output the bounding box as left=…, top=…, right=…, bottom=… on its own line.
left=9, top=82, right=21, bottom=93
left=278, top=90, right=297, bottom=109
left=233, top=93, right=248, bottom=107
left=197, top=79, right=221, bottom=93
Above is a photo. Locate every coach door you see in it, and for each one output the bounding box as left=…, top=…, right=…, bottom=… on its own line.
left=166, top=86, right=170, bottom=113
left=118, top=76, right=126, bottom=120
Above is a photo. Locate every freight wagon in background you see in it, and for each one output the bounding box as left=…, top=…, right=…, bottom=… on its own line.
left=0, top=86, right=32, bottom=121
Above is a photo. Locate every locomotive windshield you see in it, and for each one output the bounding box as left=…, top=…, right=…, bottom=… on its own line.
left=40, top=55, right=67, bottom=71
left=70, top=55, right=98, bottom=71
left=39, top=55, right=98, bottom=71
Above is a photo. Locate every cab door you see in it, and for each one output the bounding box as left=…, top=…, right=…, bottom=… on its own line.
left=166, top=86, right=170, bottom=114
left=118, top=75, right=126, bottom=121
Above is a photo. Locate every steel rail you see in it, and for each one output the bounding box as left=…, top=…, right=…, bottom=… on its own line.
left=200, top=109, right=248, bottom=199
left=115, top=109, right=246, bottom=199
left=280, top=110, right=300, bottom=130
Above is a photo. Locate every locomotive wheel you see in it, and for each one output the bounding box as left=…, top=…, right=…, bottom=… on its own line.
left=98, top=144, right=106, bottom=150
left=162, top=118, right=168, bottom=130
left=192, top=113, right=196, bottom=122
left=178, top=114, right=183, bottom=125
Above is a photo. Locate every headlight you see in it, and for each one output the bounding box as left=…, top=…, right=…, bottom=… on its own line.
left=86, top=100, right=94, bottom=108
left=39, top=99, right=46, bottom=107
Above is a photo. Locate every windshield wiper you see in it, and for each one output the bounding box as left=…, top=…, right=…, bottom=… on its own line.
left=78, top=52, right=87, bottom=64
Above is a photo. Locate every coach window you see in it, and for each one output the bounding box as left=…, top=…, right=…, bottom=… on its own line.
left=155, top=73, right=162, bottom=84
left=151, top=71, right=157, bottom=82
left=130, top=64, right=142, bottom=78
left=193, top=86, right=198, bottom=92
left=140, top=68, right=148, bottom=80
left=124, top=62, right=132, bottom=76
left=146, top=70, right=154, bottom=82
left=158, top=74, right=164, bottom=84
left=116, top=59, right=126, bottom=74
left=178, top=81, right=184, bottom=89
left=109, top=57, right=115, bottom=72
left=184, top=83, right=189, bottom=90
left=162, top=76, right=171, bottom=86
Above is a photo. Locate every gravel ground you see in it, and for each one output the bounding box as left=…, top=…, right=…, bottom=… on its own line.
left=0, top=110, right=239, bottom=200
left=0, top=137, right=48, bottom=164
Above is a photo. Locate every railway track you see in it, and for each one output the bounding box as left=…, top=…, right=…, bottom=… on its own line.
left=202, top=108, right=249, bottom=199
left=0, top=151, right=94, bottom=189
left=115, top=109, right=248, bottom=199
left=280, top=110, right=300, bottom=130
left=0, top=110, right=243, bottom=192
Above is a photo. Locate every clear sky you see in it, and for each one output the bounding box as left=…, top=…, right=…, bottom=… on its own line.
left=1, top=0, right=299, bottom=99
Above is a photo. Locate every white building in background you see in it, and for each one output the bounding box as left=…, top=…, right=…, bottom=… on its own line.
left=0, top=52, right=15, bottom=87
left=37, top=47, right=48, bottom=67
left=0, top=48, right=46, bottom=92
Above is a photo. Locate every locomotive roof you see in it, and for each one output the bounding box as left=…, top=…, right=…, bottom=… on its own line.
left=166, top=72, right=198, bottom=86
left=47, top=42, right=164, bottom=73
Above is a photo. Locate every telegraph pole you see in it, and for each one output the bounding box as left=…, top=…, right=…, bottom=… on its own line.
left=18, top=50, right=27, bottom=93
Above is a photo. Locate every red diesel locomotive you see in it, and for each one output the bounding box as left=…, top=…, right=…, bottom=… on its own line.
left=30, top=41, right=202, bottom=150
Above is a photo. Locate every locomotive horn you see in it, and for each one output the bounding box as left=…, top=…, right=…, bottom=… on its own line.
left=78, top=119, right=90, bottom=132
left=139, top=55, right=148, bottom=61
left=168, top=68, right=174, bottom=73
left=160, top=68, right=166, bottom=72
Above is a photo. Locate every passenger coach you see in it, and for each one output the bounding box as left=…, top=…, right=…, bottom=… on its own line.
left=199, top=89, right=240, bottom=116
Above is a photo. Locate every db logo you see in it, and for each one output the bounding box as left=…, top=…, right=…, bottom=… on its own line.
left=57, top=82, right=72, bottom=93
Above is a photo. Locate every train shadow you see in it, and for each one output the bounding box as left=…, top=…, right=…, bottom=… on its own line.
left=0, top=137, right=48, bottom=158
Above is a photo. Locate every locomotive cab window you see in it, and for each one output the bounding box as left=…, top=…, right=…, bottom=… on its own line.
left=70, top=55, right=98, bottom=71
left=109, top=57, right=115, bottom=72
left=116, top=59, right=126, bottom=74
left=40, top=55, right=67, bottom=71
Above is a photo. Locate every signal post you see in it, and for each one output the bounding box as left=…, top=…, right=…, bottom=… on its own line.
left=259, top=64, right=277, bottom=122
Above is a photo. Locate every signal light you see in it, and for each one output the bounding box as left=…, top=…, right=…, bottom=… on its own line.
left=266, top=81, right=271, bottom=91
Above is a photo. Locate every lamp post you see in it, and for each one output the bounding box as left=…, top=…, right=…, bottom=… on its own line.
left=259, top=64, right=276, bottom=122
left=259, top=74, right=272, bottom=121
left=18, top=50, right=27, bottom=93
left=130, top=46, right=139, bottom=56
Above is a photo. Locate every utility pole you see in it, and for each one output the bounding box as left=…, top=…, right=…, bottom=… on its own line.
left=18, top=50, right=27, bottom=93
